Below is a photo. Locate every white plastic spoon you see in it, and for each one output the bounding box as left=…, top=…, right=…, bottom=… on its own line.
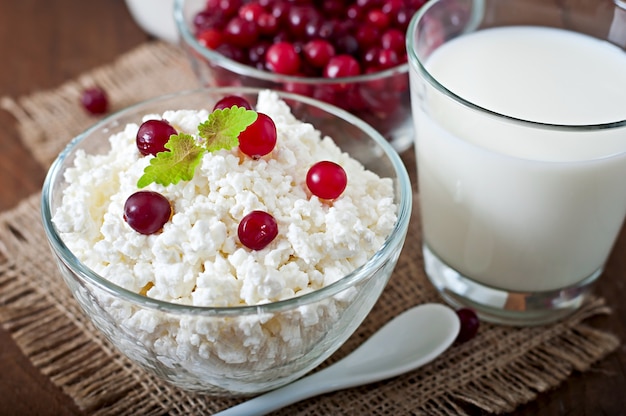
left=215, top=303, right=460, bottom=416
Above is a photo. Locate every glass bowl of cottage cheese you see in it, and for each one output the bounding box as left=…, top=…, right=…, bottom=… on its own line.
left=41, top=87, right=412, bottom=395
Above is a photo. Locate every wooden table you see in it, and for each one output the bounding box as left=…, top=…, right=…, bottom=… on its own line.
left=0, top=0, right=624, bottom=414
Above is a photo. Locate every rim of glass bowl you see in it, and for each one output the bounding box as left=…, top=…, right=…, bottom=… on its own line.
left=406, top=1, right=626, bottom=132
left=41, top=87, right=412, bottom=317
left=173, top=0, right=410, bottom=85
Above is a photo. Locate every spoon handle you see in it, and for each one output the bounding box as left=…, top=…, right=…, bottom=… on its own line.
left=213, top=368, right=338, bottom=416
left=213, top=303, right=459, bottom=415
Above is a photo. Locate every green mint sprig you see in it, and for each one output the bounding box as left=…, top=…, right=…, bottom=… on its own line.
left=137, top=107, right=258, bottom=188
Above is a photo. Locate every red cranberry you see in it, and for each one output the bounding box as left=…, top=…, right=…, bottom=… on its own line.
left=194, top=10, right=224, bottom=31
left=313, top=85, right=341, bottom=107
left=282, top=80, right=314, bottom=96
left=323, top=55, right=361, bottom=79
left=382, top=0, right=405, bottom=14
left=455, top=308, right=480, bottom=343
left=343, top=87, right=369, bottom=111
left=270, top=1, right=291, bottom=23
left=238, top=210, right=278, bottom=251
left=306, top=161, right=347, bottom=200
left=287, top=5, right=320, bottom=38
left=213, top=95, right=253, bottom=111
left=393, top=8, right=412, bottom=31
left=381, top=28, right=406, bottom=54
left=363, top=67, right=387, bottom=91
left=366, top=9, right=390, bottom=29
left=316, top=20, right=336, bottom=40
left=215, top=43, right=247, bottom=63
left=362, top=47, right=381, bottom=67
left=257, top=12, right=278, bottom=35
left=223, top=16, right=258, bottom=48
left=321, top=1, right=345, bottom=17
left=356, top=0, right=381, bottom=10
left=124, top=191, right=172, bottom=235
left=335, top=34, right=359, bottom=55
left=136, top=119, right=177, bottom=156
left=272, top=30, right=292, bottom=44
left=210, top=0, right=242, bottom=18
left=238, top=2, right=264, bottom=21
left=248, top=41, right=271, bottom=67
left=378, top=49, right=400, bottom=69
left=238, top=112, right=277, bottom=158
left=410, top=0, right=429, bottom=8
left=81, top=87, right=108, bottom=115
left=265, top=42, right=301, bottom=75
left=355, top=24, right=380, bottom=50
left=303, top=39, right=335, bottom=68
left=197, top=28, right=223, bottom=49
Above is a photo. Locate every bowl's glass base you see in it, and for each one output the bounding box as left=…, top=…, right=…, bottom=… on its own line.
left=422, top=244, right=600, bottom=326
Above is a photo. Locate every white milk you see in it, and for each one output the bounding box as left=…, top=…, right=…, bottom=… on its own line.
left=411, top=26, right=626, bottom=292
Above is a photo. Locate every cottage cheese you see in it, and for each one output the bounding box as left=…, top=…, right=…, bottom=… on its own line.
left=54, top=90, right=397, bottom=307
left=53, top=91, right=398, bottom=391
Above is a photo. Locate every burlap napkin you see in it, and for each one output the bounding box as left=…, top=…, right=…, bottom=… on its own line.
left=0, top=41, right=620, bottom=416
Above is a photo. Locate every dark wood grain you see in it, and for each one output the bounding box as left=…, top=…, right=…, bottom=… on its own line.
left=0, top=1, right=149, bottom=415
left=0, top=1, right=624, bottom=415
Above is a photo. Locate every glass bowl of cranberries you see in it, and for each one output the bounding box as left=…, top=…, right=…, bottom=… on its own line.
left=173, top=0, right=425, bottom=153
left=41, top=87, right=412, bottom=396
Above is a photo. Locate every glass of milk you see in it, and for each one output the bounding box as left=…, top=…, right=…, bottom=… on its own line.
left=407, top=0, right=626, bottom=325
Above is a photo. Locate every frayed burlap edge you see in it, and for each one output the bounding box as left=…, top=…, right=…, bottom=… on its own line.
left=445, top=304, right=618, bottom=414
left=0, top=195, right=229, bottom=415
left=0, top=193, right=620, bottom=416
left=0, top=41, right=198, bottom=168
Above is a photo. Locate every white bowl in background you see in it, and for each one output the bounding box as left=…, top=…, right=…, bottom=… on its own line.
left=125, top=0, right=178, bottom=43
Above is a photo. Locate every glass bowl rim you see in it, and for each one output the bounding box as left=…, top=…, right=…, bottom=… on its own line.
left=406, top=0, right=626, bottom=131
left=173, top=0, right=410, bottom=85
left=41, top=86, right=413, bottom=317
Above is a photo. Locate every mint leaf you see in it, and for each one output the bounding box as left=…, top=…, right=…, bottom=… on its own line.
left=136, top=106, right=259, bottom=188
left=137, top=133, right=205, bottom=188
left=198, top=107, right=258, bottom=152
